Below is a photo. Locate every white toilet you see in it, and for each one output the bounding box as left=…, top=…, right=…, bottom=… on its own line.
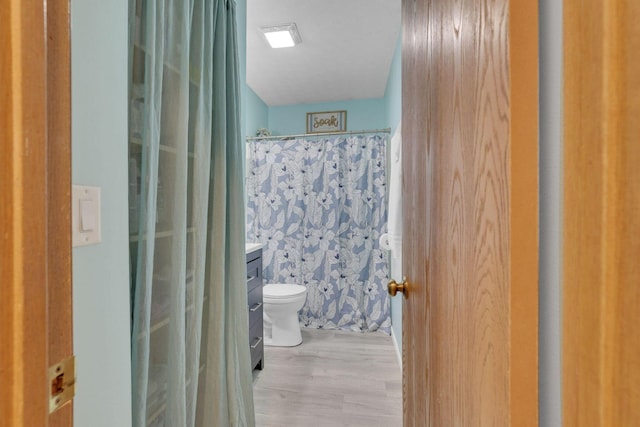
left=262, top=283, right=307, bottom=347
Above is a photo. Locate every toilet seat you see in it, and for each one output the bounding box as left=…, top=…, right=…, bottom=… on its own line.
left=263, top=284, right=306, bottom=299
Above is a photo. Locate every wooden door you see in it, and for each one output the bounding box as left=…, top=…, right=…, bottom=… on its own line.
left=400, top=0, right=538, bottom=425
left=563, top=0, right=640, bottom=425
left=0, top=1, right=73, bottom=426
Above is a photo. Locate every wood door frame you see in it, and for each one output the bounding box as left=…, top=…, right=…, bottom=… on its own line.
left=0, top=1, right=73, bottom=426
left=563, top=0, right=640, bottom=425
left=509, top=1, right=539, bottom=423
left=47, top=1, right=73, bottom=425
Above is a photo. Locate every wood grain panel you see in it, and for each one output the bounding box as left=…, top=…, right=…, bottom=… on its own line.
left=401, top=0, right=538, bottom=425
left=563, top=0, right=640, bottom=425
left=0, top=1, right=50, bottom=425
left=563, top=1, right=605, bottom=422
left=402, top=0, right=432, bottom=424
left=47, top=1, right=73, bottom=425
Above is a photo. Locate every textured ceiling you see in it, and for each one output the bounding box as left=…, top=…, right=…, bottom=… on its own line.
left=246, top=0, right=401, bottom=107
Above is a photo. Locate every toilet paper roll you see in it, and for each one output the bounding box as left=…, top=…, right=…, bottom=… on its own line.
left=379, top=233, right=391, bottom=250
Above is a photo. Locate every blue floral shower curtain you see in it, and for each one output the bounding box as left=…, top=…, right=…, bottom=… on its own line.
left=247, top=133, right=391, bottom=333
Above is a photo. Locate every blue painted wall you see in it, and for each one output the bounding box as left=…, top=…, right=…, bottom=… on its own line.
left=383, top=36, right=403, bottom=356
left=385, top=37, right=402, bottom=134
left=268, top=98, right=387, bottom=136
left=71, top=0, right=132, bottom=425
left=237, top=0, right=247, bottom=147
left=246, top=87, right=269, bottom=137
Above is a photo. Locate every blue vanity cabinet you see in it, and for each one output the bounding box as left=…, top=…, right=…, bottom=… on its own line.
left=246, top=248, right=264, bottom=370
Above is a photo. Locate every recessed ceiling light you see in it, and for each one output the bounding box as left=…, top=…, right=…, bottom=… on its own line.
left=261, top=23, right=302, bottom=49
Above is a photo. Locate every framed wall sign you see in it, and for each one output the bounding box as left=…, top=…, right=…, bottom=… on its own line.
left=306, top=110, right=347, bottom=133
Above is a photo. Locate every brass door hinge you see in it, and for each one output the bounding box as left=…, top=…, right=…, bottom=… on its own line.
left=49, top=356, right=76, bottom=413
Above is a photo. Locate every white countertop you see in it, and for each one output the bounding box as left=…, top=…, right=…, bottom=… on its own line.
left=245, top=242, right=263, bottom=254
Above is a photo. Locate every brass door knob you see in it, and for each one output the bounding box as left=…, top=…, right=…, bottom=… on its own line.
left=388, top=277, right=409, bottom=298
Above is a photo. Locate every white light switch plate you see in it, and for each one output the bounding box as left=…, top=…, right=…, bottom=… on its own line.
left=72, top=185, right=102, bottom=247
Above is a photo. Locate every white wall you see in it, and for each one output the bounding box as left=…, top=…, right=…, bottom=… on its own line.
left=539, top=1, right=563, bottom=425
left=71, top=0, right=132, bottom=425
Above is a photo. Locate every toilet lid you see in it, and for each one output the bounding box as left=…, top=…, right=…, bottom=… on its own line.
left=263, top=283, right=307, bottom=299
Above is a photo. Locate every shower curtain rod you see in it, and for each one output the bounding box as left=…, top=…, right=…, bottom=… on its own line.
left=245, top=127, right=391, bottom=141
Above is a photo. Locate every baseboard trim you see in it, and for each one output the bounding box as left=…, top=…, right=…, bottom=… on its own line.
left=391, top=327, right=402, bottom=372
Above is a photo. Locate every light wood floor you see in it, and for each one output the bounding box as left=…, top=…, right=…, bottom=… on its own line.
left=252, top=328, right=402, bottom=427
